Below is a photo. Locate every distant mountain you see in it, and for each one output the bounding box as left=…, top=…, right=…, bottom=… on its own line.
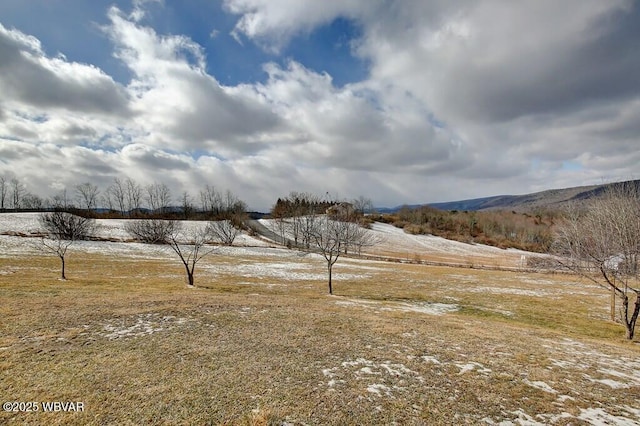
left=380, top=179, right=640, bottom=213
left=430, top=180, right=640, bottom=212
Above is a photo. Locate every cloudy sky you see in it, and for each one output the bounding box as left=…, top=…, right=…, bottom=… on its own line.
left=0, top=0, right=638, bottom=211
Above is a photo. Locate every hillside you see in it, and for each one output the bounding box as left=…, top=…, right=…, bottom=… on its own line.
left=426, top=179, right=640, bottom=212
left=0, top=213, right=540, bottom=269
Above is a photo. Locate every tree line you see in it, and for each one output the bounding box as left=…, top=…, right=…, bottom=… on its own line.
left=0, top=176, right=45, bottom=210
left=0, top=175, right=247, bottom=222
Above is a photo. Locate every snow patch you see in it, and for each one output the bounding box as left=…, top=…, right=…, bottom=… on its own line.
left=98, top=313, right=194, bottom=340
left=523, top=379, right=557, bottom=394
left=367, top=383, right=391, bottom=396
left=589, top=378, right=630, bottom=389
left=467, top=286, right=549, bottom=297
left=455, top=362, right=491, bottom=375
left=322, top=358, right=425, bottom=397
left=421, top=355, right=441, bottom=364
left=335, top=298, right=458, bottom=315
left=578, top=407, right=640, bottom=426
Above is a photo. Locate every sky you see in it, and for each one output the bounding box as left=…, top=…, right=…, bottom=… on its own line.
left=0, top=0, right=639, bottom=211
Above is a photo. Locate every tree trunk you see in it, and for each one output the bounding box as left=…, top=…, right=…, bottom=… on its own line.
left=184, top=264, right=195, bottom=287
left=626, top=295, right=640, bottom=340
left=60, top=255, right=66, bottom=280
left=327, top=262, right=333, bottom=295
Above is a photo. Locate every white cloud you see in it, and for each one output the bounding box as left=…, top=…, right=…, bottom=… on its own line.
left=130, top=0, right=164, bottom=22
left=223, top=0, right=378, bottom=53
left=105, top=6, right=283, bottom=157
left=226, top=0, right=640, bottom=198
left=0, top=23, right=130, bottom=117
left=252, top=61, right=467, bottom=174
left=1, top=1, right=640, bottom=211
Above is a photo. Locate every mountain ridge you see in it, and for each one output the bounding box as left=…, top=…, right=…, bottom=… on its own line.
left=380, top=179, right=640, bottom=212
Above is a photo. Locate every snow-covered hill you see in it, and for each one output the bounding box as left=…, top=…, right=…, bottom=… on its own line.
left=0, top=213, right=540, bottom=268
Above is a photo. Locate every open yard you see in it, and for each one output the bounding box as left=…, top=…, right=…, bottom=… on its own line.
left=1, top=216, right=639, bottom=425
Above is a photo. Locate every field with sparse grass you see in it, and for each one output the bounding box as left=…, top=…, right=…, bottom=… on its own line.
left=1, top=216, right=639, bottom=425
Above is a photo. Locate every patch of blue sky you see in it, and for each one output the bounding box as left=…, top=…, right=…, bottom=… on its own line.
left=14, top=111, right=48, bottom=123
left=185, top=149, right=225, bottom=162
left=139, top=0, right=273, bottom=85
left=282, top=17, right=369, bottom=87
left=78, top=140, right=118, bottom=153
left=0, top=1, right=368, bottom=88
left=530, top=158, right=542, bottom=171
left=561, top=161, right=583, bottom=171
left=0, top=0, right=133, bottom=83
left=428, top=113, right=446, bottom=129
left=0, top=135, right=24, bottom=143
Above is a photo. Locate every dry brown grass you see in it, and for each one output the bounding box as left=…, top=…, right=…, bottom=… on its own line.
left=1, top=244, right=639, bottom=425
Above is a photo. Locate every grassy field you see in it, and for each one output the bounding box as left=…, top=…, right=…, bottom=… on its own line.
left=1, top=242, right=639, bottom=425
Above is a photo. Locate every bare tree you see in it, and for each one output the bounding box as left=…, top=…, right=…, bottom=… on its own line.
left=222, top=190, right=247, bottom=227
left=311, top=216, right=365, bottom=295
left=269, top=192, right=322, bottom=249
left=299, top=212, right=319, bottom=249
left=40, top=237, right=74, bottom=280
left=207, top=220, right=240, bottom=245
left=200, top=185, right=223, bottom=217
left=290, top=192, right=320, bottom=248
left=39, top=210, right=96, bottom=240
left=0, top=176, right=7, bottom=210
left=125, top=219, right=214, bottom=286
left=166, top=223, right=216, bottom=287
left=105, top=178, right=127, bottom=214
left=222, top=189, right=244, bottom=214
left=181, top=191, right=195, bottom=219
left=125, top=177, right=142, bottom=215
left=101, top=192, right=114, bottom=212
left=50, top=189, right=72, bottom=209
left=10, top=178, right=25, bottom=210
left=346, top=222, right=380, bottom=255
left=271, top=215, right=289, bottom=246
left=38, top=211, right=96, bottom=279
left=22, top=193, right=43, bottom=210
left=352, top=196, right=374, bottom=215
left=197, top=187, right=246, bottom=242
left=553, top=182, right=640, bottom=340
left=125, top=219, right=178, bottom=244
left=282, top=192, right=303, bottom=246
left=75, top=182, right=100, bottom=211
left=145, top=182, right=172, bottom=214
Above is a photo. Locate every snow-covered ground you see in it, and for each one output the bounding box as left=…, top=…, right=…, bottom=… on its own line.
left=0, top=212, right=42, bottom=234
left=2, top=213, right=638, bottom=425
left=0, top=213, right=269, bottom=245
left=0, top=213, right=542, bottom=268
left=257, top=218, right=540, bottom=268
left=369, top=221, right=525, bottom=256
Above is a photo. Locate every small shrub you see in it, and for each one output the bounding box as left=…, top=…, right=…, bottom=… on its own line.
left=207, top=220, right=240, bottom=246
left=404, top=224, right=427, bottom=235
left=39, top=211, right=96, bottom=240
left=392, top=220, right=410, bottom=229
left=125, top=219, right=178, bottom=244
